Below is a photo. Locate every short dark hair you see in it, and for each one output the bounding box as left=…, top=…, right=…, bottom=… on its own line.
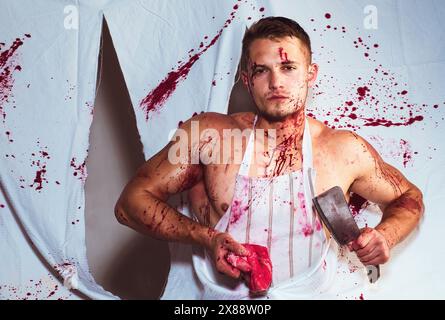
left=241, top=16, right=312, bottom=71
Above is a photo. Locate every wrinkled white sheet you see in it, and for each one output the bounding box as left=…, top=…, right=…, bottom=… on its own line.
left=1, top=0, right=444, bottom=299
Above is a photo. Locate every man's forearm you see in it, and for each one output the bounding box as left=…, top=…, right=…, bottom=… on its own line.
left=115, top=190, right=217, bottom=249
left=376, top=187, right=424, bottom=249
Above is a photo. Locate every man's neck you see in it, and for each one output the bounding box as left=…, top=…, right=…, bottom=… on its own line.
left=255, top=110, right=306, bottom=150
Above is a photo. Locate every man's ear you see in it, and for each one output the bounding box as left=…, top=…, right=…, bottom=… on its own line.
left=307, top=63, right=319, bottom=88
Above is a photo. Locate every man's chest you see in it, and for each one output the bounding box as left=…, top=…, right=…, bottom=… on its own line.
left=202, top=153, right=356, bottom=218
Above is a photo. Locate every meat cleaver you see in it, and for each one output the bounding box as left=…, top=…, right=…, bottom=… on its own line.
left=312, top=186, right=380, bottom=283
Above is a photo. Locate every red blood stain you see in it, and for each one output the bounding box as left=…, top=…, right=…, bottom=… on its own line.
left=278, top=47, right=289, bottom=63
left=302, top=224, right=314, bottom=237
left=359, top=293, right=364, bottom=300
left=0, top=275, right=71, bottom=300
left=361, top=115, right=424, bottom=127
left=207, top=228, right=216, bottom=238
left=259, top=7, right=265, bottom=12
left=5, top=130, right=13, bottom=142
left=351, top=36, right=379, bottom=62
left=400, top=139, right=412, bottom=167
left=367, top=138, right=403, bottom=195
left=391, top=196, right=421, bottom=214
left=28, top=142, right=50, bottom=191
left=0, top=35, right=30, bottom=123
left=200, top=203, right=211, bottom=226
left=229, top=199, right=248, bottom=224
left=273, top=135, right=297, bottom=176
left=348, top=193, right=369, bottom=217
left=85, top=101, right=94, bottom=115
left=139, top=5, right=241, bottom=121
left=309, top=58, right=443, bottom=131
left=152, top=206, right=169, bottom=232
left=70, top=157, right=87, bottom=182
left=356, top=86, right=369, bottom=101
left=325, top=13, right=331, bottom=19
left=0, top=204, right=5, bottom=208
left=179, top=167, right=201, bottom=191
left=270, top=114, right=304, bottom=176
left=30, top=168, right=47, bottom=191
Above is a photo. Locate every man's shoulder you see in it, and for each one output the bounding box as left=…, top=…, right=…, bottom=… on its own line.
left=178, top=112, right=244, bottom=132
left=194, top=111, right=255, bottom=130
left=311, top=119, right=368, bottom=155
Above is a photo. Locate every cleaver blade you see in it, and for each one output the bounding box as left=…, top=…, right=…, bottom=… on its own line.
left=313, top=186, right=380, bottom=283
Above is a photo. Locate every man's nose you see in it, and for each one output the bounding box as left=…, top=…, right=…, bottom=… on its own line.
left=269, top=70, right=284, bottom=90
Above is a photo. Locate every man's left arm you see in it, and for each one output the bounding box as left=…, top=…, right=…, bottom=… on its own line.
left=345, top=133, right=424, bottom=265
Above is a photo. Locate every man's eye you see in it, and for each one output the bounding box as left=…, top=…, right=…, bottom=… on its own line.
left=283, top=66, right=296, bottom=71
left=253, top=69, right=265, bottom=75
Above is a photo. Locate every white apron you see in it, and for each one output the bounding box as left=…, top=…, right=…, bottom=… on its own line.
left=161, top=116, right=367, bottom=300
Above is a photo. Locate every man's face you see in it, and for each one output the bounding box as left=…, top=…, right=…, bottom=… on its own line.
left=242, top=36, right=318, bottom=122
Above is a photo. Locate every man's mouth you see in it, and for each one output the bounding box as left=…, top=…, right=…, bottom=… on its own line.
left=267, top=95, right=289, bottom=101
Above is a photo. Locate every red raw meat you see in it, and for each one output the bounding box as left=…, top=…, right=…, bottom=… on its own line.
left=226, top=244, right=272, bottom=295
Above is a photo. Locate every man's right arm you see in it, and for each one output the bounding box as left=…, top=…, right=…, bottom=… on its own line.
left=114, top=117, right=215, bottom=248
left=114, top=114, right=249, bottom=279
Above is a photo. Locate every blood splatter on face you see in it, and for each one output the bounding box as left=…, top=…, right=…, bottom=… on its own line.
left=278, top=47, right=289, bottom=63
left=247, top=37, right=310, bottom=131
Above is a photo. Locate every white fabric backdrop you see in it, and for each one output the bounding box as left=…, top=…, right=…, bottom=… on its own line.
left=0, top=0, right=117, bottom=299
left=1, top=0, right=444, bottom=299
